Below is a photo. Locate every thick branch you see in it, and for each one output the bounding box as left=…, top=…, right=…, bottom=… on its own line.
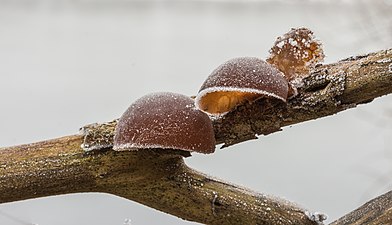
left=329, top=190, right=392, bottom=225
left=0, top=136, right=317, bottom=225
left=216, top=48, right=392, bottom=146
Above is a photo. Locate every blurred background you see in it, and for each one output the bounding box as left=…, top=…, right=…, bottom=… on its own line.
left=0, top=0, right=391, bottom=224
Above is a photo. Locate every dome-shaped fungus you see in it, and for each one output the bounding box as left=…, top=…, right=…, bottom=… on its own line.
left=113, top=92, right=216, bottom=154
left=195, top=57, right=289, bottom=115
left=267, top=27, right=324, bottom=81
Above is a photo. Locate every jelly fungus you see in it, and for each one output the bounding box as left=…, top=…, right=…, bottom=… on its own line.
left=195, top=57, right=289, bottom=115
left=113, top=92, right=216, bottom=154
left=267, top=27, right=324, bottom=81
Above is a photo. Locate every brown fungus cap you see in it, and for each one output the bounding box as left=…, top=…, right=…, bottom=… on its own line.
left=195, top=57, right=288, bottom=115
left=267, top=27, right=324, bottom=81
left=113, top=92, right=216, bottom=154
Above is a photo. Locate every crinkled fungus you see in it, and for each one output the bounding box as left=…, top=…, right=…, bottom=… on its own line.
left=113, top=92, right=216, bottom=154
left=267, top=27, right=324, bottom=82
left=195, top=57, right=289, bottom=115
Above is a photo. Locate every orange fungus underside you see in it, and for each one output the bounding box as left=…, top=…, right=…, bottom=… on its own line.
left=198, top=91, right=261, bottom=115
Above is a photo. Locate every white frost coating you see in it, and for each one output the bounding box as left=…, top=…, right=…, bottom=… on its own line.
left=81, top=143, right=113, bottom=152
left=114, top=92, right=215, bottom=153
left=288, top=38, right=298, bottom=47
left=195, top=86, right=286, bottom=115
left=200, top=57, right=287, bottom=89
left=194, top=170, right=308, bottom=212
left=375, top=57, right=392, bottom=73
left=305, top=211, right=328, bottom=225
left=290, top=77, right=305, bottom=88
left=268, top=27, right=324, bottom=81
left=376, top=58, right=392, bottom=63
left=114, top=142, right=197, bottom=153
left=276, top=41, right=284, bottom=48
left=211, top=191, right=218, bottom=216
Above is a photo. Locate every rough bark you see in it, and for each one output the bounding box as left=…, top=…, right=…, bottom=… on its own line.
left=330, top=190, right=392, bottom=225
left=0, top=136, right=318, bottom=225
left=0, top=48, right=391, bottom=225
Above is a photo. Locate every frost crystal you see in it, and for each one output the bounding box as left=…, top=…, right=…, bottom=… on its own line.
left=80, top=120, right=118, bottom=152
left=267, top=27, right=325, bottom=81
left=305, top=211, right=328, bottom=225
left=113, top=92, right=215, bottom=154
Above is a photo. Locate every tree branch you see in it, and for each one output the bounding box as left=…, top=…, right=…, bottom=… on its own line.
left=329, top=190, right=392, bottom=225
left=0, top=48, right=391, bottom=225
left=80, top=48, right=392, bottom=149
left=216, top=48, right=392, bottom=146
left=0, top=136, right=318, bottom=225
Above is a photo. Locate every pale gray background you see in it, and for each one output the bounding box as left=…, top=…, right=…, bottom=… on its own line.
left=0, top=0, right=391, bottom=224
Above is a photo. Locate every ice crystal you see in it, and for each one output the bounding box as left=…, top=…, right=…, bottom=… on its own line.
left=267, top=27, right=324, bottom=81
left=305, top=211, right=328, bottom=225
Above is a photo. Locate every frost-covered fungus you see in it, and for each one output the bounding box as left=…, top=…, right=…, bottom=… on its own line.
left=267, top=27, right=324, bottom=81
left=195, top=57, right=289, bottom=115
left=113, top=92, right=216, bottom=154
